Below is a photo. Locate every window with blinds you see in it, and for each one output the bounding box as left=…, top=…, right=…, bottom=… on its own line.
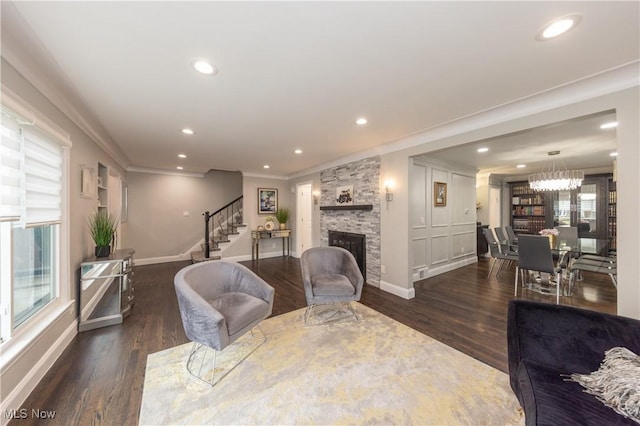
left=0, top=100, right=68, bottom=340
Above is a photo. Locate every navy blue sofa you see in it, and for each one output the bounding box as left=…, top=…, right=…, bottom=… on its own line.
left=507, top=300, right=640, bottom=425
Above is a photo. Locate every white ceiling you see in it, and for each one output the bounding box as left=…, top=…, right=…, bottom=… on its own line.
left=3, top=1, right=639, bottom=177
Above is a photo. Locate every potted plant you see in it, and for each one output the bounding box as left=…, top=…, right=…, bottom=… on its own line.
left=275, top=207, right=289, bottom=230
left=88, top=210, right=118, bottom=257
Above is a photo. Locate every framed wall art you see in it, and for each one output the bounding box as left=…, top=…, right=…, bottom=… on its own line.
left=258, top=188, right=278, bottom=214
left=434, top=182, right=447, bottom=207
left=335, top=184, right=353, bottom=206
left=80, top=166, right=96, bottom=199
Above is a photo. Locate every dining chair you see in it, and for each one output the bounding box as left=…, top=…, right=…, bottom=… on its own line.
left=505, top=225, right=518, bottom=245
left=494, top=227, right=508, bottom=244
left=483, top=228, right=518, bottom=279
left=515, top=235, right=563, bottom=304
left=555, top=226, right=579, bottom=251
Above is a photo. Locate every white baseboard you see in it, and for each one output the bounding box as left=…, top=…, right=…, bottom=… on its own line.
left=379, top=280, right=416, bottom=300
left=0, top=319, right=77, bottom=425
left=135, top=254, right=189, bottom=266
left=425, top=255, right=477, bottom=279
left=223, top=251, right=288, bottom=263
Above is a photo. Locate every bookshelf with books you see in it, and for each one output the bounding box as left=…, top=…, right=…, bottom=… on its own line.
left=510, top=182, right=547, bottom=235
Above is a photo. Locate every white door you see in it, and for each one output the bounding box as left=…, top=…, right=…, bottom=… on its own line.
left=296, top=183, right=313, bottom=256
left=489, top=186, right=501, bottom=229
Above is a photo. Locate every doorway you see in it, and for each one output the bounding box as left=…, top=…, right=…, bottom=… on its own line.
left=296, top=182, right=313, bottom=256
left=489, top=186, right=501, bottom=229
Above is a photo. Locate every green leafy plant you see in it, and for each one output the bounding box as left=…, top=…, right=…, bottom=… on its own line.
left=275, top=207, right=289, bottom=224
left=88, top=210, right=118, bottom=247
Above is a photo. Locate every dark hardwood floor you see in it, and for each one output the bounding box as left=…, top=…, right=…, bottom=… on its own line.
left=14, top=256, right=616, bottom=425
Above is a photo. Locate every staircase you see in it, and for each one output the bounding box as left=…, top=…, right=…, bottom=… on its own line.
left=190, top=196, right=245, bottom=263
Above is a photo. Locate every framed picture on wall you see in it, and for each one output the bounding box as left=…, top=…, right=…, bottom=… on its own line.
left=258, top=188, right=278, bottom=214
left=434, top=182, right=447, bottom=207
left=335, top=184, right=353, bottom=205
left=80, top=166, right=96, bottom=199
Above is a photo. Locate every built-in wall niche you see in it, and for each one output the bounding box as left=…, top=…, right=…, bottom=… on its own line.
left=97, top=162, right=108, bottom=212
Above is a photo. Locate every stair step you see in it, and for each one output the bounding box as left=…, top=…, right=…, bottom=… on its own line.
left=191, top=251, right=221, bottom=263
left=200, top=243, right=220, bottom=252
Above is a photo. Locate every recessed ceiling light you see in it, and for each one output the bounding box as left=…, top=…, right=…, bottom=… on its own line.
left=263, top=165, right=270, bottom=169
left=600, top=121, right=618, bottom=129
left=294, top=149, right=303, bottom=154
left=477, top=147, right=489, bottom=153
left=536, top=14, right=581, bottom=40
left=356, top=117, right=368, bottom=126
left=517, top=164, right=526, bottom=168
left=178, top=154, right=187, bottom=159
left=176, top=166, right=184, bottom=170
left=192, top=60, right=218, bottom=75
left=610, top=152, right=618, bottom=157
left=182, top=128, right=195, bottom=135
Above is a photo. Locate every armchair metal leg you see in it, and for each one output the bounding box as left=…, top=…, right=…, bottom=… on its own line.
left=186, top=325, right=267, bottom=386
left=514, top=266, right=519, bottom=297
left=304, top=302, right=359, bottom=326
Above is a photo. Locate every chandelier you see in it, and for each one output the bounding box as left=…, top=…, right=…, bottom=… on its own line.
left=528, top=151, right=584, bottom=191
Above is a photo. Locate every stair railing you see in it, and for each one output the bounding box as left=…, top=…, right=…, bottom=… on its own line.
left=203, top=196, right=243, bottom=259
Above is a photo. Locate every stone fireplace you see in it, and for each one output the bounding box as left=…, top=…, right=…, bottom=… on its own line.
left=320, top=156, right=380, bottom=286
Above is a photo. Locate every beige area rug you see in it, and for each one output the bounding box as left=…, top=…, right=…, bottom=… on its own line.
left=139, top=303, right=523, bottom=425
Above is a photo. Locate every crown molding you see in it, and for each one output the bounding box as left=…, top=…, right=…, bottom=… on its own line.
left=1, top=2, right=131, bottom=169
left=289, top=61, right=639, bottom=180
left=126, top=166, right=204, bottom=178
left=242, top=171, right=289, bottom=180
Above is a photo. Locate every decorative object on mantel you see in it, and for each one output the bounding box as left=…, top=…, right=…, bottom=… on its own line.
left=258, top=188, right=277, bottom=214
left=434, top=182, right=447, bottom=207
left=275, top=207, right=289, bottom=230
left=88, top=210, right=118, bottom=257
left=529, top=151, right=584, bottom=191
left=336, top=184, right=353, bottom=206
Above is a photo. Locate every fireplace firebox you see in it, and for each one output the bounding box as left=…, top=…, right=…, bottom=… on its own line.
left=328, top=230, right=366, bottom=280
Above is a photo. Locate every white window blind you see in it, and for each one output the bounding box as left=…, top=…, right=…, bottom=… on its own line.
left=23, top=127, right=62, bottom=226
left=0, top=115, right=62, bottom=227
left=0, top=118, right=23, bottom=222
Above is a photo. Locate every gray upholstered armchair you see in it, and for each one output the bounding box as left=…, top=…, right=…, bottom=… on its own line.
left=174, top=261, right=274, bottom=385
left=300, top=246, right=364, bottom=324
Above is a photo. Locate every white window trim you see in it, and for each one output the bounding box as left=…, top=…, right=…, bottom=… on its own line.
left=0, top=90, right=73, bottom=365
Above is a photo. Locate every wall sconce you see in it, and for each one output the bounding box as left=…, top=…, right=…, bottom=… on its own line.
left=384, top=180, right=394, bottom=202
left=312, top=190, right=320, bottom=205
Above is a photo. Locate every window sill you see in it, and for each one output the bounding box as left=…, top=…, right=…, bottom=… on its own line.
left=0, top=299, right=75, bottom=371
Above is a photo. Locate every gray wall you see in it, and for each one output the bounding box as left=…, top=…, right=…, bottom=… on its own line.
left=123, top=169, right=242, bottom=260
left=1, top=59, right=126, bottom=408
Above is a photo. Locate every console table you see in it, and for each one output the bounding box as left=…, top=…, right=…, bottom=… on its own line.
left=251, top=229, right=291, bottom=261
left=79, top=248, right=135, bottom=332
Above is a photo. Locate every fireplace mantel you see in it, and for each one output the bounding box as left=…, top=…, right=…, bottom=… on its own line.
left=319, top=205, right=373, bottom=211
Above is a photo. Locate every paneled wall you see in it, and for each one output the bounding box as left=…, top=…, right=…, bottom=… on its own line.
left=410, top=158, right=477, bottom=281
